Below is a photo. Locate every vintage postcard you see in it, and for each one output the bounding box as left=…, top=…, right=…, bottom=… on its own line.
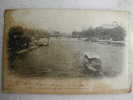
left=2, top=9, right=131, bottom=94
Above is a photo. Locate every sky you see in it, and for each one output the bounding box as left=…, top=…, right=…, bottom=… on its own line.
left=11, top=9, right=129, bottom=34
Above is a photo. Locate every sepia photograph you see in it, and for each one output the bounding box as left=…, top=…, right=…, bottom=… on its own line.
left=3, top=9, right=131, bottom=94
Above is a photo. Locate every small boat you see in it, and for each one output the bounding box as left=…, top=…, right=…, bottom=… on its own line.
left=83, top=52, right=103, bottom=75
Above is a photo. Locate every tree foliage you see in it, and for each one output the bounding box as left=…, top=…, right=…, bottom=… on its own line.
left=8, top=26, right=31, bottom=54
left=72, top=25, right=126, bottom=41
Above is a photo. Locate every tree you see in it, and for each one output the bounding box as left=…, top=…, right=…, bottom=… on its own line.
left=8, top=26, right=31, bottom=54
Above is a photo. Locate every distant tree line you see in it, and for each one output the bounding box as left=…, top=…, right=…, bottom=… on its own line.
left=72, top=25, right=126, bottom=41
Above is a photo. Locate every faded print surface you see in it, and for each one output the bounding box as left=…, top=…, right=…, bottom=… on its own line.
left=3, top=9, right=130, bottom=93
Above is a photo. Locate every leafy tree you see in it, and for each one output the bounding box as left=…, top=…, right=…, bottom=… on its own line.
left=8, top=26, right=31, bottom=55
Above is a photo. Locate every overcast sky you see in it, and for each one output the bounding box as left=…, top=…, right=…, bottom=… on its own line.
left=11, top=9, right=129, bottom=34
